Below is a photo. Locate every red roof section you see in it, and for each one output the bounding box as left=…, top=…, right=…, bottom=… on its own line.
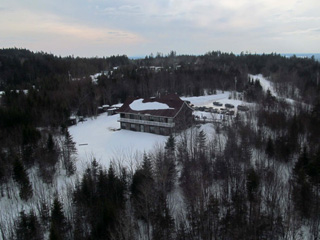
left=117, top=93, right=185, bottom=117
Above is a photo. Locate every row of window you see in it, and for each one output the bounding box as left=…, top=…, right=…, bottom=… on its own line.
left=120, top=113, right=172, bottom=123
left=121, top=122, right=169, bottom=135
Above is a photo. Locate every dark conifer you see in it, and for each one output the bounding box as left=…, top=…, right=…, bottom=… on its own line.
left=265, top=136, right=275, bottom=159
left=62, top=129, right=77, bottom=176
left=49, top=196, right=68, bottom=240
left=15, top=210, right=43, bottom=240
left=13, top=158, right=33, bottom=200
left=165, top=134, right=175, bottom=152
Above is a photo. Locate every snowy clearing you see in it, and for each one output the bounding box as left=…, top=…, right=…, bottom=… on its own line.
left=182, top=91, right=230, bottom=107
left=182, top=91, right=249, bottom=121
left=69, top=113, right=168, bottom=171
left=90, top=72, right=102, bottom=83
left=182, top=91, right=244, bottom=108
left=69, top=92, right=240, bottom=171
left=249, top=74, right=277, bottom=96
left=248, top=74, right=306, bottom=107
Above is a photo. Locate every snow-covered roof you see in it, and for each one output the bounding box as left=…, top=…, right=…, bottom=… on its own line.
left=111, top=103, right=123, bottom=108
left=118, top=94, right=185, bottom=117
left=129, top=99, right=173, bottom=111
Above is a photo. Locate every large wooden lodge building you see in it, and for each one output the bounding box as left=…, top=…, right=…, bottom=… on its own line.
left=117, top=94, right=193, bottom=135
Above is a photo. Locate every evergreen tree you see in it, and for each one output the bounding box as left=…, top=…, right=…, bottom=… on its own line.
left=39, top=133, right=59, bottom=183
left=293, top=146, right=309, bottom=176
left=246, top=168, right=260, bottom=202
left=165, top=134, right=175, bottom=153
left=131, top=156, right=155, bottom=239
left=152, top=195, right=175, bottom=240
left=307, top=148, right=320, bottom=185
left=141, top=153, right=153, bottom=179
left=265, top=136, right=274, bottom=159
left=196, top=130, right=206, bottom=155
left=49, top=196, right=68, bottom=240
left=13, top=158, right=33, bottom=200
left=239, top=134, right=252, bottom=163
left=15, top=210, right=43, bottom=240
left=155, top=147, right=177, bottom=194
left=292, top=147, right=313, bottom=218
left=62, top=129, right=77, bottom=176
left=39, top=201, right=50, bottom=228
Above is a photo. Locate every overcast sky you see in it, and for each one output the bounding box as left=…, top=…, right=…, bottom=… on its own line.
left=1, top=0, right=319, bottom=57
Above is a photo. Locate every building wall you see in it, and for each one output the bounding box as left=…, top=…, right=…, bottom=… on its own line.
left=119, top=103, right=192, bottom=135
left=173, top=103, right=193, bottom=131
left=120, top=121, right=171, bottom=135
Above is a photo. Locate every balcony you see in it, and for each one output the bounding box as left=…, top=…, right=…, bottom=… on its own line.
left=118, top=117, right=175, bottom=128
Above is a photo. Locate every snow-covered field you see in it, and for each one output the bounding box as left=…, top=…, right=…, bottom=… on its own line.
left=69, top=114, right=167, bottom=171
left=69, top=92, right=241, bottom=171
left=181, top=91, right=244, bottom=108
left=182, top=91, right=248, bottom=122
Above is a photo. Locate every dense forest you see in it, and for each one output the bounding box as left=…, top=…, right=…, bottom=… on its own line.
left=0, top=48, right=319, bottom=239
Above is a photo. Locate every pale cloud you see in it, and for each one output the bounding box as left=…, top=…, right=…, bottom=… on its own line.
left=0, top=9, right=143, bottom=43
left=1, top=0, right=319, bottom=56
left=282, top=28, right=320, bottom=35
left=0, top=8, right=145, bottom=56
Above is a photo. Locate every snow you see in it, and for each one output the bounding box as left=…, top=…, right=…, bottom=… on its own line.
left=181, top=91, right=244, bottom=108
left=182, top=91, right=230, bottom=107
left=90, top=73, right=102, bottom=82
left=182, top=91, right=250, bottom=122
left=69, top=93, right=243, bottom=172
left=68, top=90, right=255, bottom=171
left=69, top=92, right=242, bottom=172
left=0, top=90, right=28, bottom=95
left=248, top=74, right=306, bottom=106
left=249, top=74, right=277, bottom=97
left=111, top=103, right=123, bottom=108
left=129, top=98, right=173, bottom=111
left=69, top=113, right=167, bottom=171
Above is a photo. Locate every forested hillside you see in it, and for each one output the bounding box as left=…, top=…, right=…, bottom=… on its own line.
left=0, top=48, right=319, bottom=239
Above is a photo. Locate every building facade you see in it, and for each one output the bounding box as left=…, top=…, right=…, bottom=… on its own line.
left=117, top=94, right=193, bottom=135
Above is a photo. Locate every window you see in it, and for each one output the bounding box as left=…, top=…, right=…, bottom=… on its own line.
left=130, top=114, right=134, bottom=119
left=160, top=127, right=166, bottom=135
left=160, top=117, right=167, bottom=122
left=130, top=124, right=135, bottom=130
left=121, top=122, right=126, bottom=129
left=120, top=113, right=125, bottom=118
left=150, top=126, right=155, bottom=133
